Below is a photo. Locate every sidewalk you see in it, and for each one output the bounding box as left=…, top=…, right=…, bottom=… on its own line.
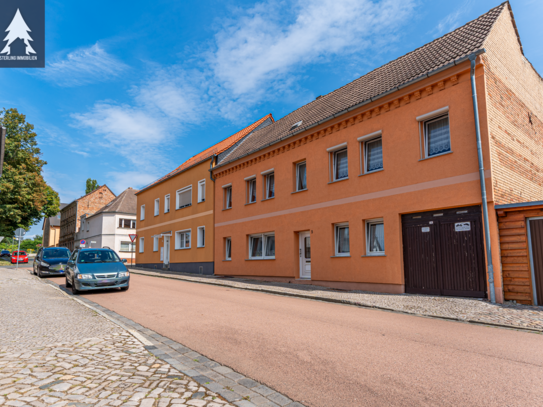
left=129, top=267, right=543, bottom=332
left=0, top=268, right=304, bottom=407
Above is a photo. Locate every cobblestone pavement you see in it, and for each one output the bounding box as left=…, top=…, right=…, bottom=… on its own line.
left=131, top=268, right=543, bottom=331
left=0, top=268, right=303, bottom=407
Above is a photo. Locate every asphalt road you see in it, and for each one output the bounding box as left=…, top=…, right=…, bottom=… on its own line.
left=49, top=273, right=543, bottom=407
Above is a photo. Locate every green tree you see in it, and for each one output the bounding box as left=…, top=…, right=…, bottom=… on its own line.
left=85, top=178, right=99, bottom=194
left=0, top=108, right=59, bottom=237
left=20, top=234, right=42, bottom=253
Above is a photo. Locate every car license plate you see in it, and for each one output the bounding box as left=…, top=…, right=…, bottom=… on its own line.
left=99, top=280, right=110, bottom=284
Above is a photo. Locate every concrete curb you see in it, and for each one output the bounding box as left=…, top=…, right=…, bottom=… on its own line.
left=41, top=276, right=305, bottom=407
left=130, top=268, right=543, bottom=335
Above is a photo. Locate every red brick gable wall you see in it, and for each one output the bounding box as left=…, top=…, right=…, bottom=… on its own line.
left=484, top=8, right=543, bottom=204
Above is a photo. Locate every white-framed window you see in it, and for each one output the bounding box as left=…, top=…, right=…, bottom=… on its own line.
left=139, top=237, right=144, bottom=253
left=197, top=226, right=205, bottom=248
left=224, top=185, right=232, bottom=209
left=333, top=149, right=348, bottom=181
left=247, top=177, right=257, bottom=203
left=153, top=236, right=159, bottom=252
left=175, top=229, right=191, bottom=249
left=154, top=198, right=160, bottom=216
left=265, top=172, right=275, bottom=199
left=424, top=115, right=451, bottom=157
left=366, top=219, right=385, bottom=255
left=119, top=218, right=136, bottom=229
left=225, top=237, right=232, bottom=260
left=334, top=223, right=350, bottom=256
left=120, top=242, right=135, bottom=252
left=140, top=205, right=145, bottom=221
left=198, top=180, right=206, bottom=203
left=165, top=194, right=170, bottom=213
left=296, top=161, right=307, bottom=191
left=361, top=136, right=383, bottom=174
left=176, top=186, right=192, bottom=209
left=249, top=233, right=275, bottom=259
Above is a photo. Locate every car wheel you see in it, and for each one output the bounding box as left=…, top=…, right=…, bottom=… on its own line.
left=71, top=279, right=78, bottom=295
left=37, top=269, right=43, bottom=278
left=65, top=276, right=71, bottom=288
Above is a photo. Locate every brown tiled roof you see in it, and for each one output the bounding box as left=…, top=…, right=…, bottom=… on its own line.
left=137, top=114, right=274, bottom=194
left=216, top=3, right=508, bottom=168
left=88, top=188, right=138, bottom=218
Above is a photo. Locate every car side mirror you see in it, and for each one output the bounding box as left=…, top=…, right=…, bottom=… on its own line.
left=122, top=259, right=127, bottom=263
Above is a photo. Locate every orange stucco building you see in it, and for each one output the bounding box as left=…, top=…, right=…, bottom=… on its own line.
left=212, top=3, right=543, bottom=303
left=135, top=114, right=273, bottom=274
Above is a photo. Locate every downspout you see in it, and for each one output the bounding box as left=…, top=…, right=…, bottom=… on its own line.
left=469, top=54, right=496, bottom=304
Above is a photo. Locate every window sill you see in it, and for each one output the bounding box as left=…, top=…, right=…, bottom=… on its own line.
left=176, top=204, right=192, bottom=211
left=331, top=255, right=351, bottom=258
left=223, top=207, right=232, bottom=211
left=361, top=254, right=386, bottom=257
left=245, top=258, right=276, bottom=261
left=328, top=178, right=349, bottom=184
left=261, top=197, right=275, bottom=202
left=197, top=246, right=205, bottom=249
left=174, top=247, right=191, bottom=250
left=223, top=259, right=232, bottom=262
left=419, top=151, right=453, bottom=161
left=292, top=189, right=308, bottom=194
left=245, top=201, right=257, bottom=206
left=359, top=168, right=384, bottom=177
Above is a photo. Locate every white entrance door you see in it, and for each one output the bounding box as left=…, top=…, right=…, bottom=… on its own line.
left=164, top=236, right=170, bottom=267
left=299, top=231, right=311, bottom=279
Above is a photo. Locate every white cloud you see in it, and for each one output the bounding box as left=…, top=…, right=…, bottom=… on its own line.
left=210, top=0, right=416, bottom=96
left=106, top=171, right=160, bottom=194
left=71, top=0, right=417, bottom=173
left=431, top=0, right=474, bottom=37
left=38, top=43, right=128, bottom=87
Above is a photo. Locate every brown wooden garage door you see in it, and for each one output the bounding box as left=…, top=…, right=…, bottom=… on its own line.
left=528, top=219, right=543, bottom=305
left=402, top=206, right=487, bottom=298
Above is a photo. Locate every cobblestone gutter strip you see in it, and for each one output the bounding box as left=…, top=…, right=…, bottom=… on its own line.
left=44, top=279, right=305, bottom=407
left=130, top=268, right=543, bottom=333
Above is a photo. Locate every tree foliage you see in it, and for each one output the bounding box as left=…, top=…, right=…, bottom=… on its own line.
left=85, top=178, right=99, bottom=194
left=0, top=108, right=59, bottom=237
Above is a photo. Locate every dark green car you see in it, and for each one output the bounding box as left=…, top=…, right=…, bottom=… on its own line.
left=65, top=248, right=130, bottom=295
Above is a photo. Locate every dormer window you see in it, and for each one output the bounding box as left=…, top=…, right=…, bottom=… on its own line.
left=290, top=121, right=303, bottom=131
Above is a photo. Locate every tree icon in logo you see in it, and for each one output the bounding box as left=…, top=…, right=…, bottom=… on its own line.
left=1, top=9, right=36, bottom=56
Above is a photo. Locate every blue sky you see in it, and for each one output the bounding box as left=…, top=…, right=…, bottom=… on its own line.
left=4, top=0, right=542, bottom=238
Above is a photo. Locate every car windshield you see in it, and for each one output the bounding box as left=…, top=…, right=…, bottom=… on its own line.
left=43, top=249, right=70, bottom=259
left=77, top=250, right=121, bottom=264
left=13, top=251, right=26, bottom=255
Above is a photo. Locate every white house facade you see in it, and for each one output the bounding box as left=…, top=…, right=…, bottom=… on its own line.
left=76, top=188, right=138, bottom=261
